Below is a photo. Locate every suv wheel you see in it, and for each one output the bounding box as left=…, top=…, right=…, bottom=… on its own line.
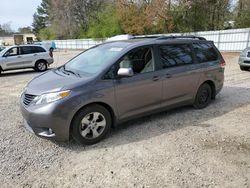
left=193, top=83, right=212, bottom=109
left=35, top=60, right=48, bottom=72
left=240, top=66, right=249, bottom=71
left=71, top=104, right=112, bottom=145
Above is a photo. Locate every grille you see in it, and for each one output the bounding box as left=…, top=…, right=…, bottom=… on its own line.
left=23, top=94, right=37, bottom=106
left=247, top=52, right=250, bottom=58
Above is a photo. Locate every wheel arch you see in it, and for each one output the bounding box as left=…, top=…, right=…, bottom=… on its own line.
left=35, top=59, right=48, bottom=65
left=69, top=102, right=116, bottom=134
left=202, top=80, right=216, bottom=99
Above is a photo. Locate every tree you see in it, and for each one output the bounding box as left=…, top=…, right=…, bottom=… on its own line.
left=18, top=26, right=32, bottom=34
left=116, top=0, right=174, bottom=35
left=235, top=0, right=250, bottom=28
left=32, top=0, right=50, bottom=35
left=170, top=0, right=231, bottom=32
left=38, top=28, right=55, bottom=40
left=0, top=22, right=13, bottom=37
left=48, top=0, right=105, bottom=39
left=84, top=4, right=123, bottom=38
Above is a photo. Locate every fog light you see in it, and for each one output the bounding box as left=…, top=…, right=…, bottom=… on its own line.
left=37, top=128, right=55, bottom=138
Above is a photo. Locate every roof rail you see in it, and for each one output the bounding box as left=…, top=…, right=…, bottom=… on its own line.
left=132, top=36, right=160, bottom=39
left=157, top=35, right=206, bottom=41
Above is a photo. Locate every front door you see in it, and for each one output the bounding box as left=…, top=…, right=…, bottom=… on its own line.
left=114, top=46, right=162, bottom=120
left=2, top=47, right=23, bottom=70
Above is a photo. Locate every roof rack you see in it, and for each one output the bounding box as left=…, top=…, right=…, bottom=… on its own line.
left=132, top=36, right=160, bottom=39
left=156, top=35, right=206, bottom=41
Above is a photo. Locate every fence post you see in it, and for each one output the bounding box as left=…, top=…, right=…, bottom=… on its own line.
left=246, top=30, right=250, bottom=48
left=217, top=31, right=221, bottom=50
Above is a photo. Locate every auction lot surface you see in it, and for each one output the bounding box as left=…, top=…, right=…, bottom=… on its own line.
left=0, top=51, right=250, bottom=188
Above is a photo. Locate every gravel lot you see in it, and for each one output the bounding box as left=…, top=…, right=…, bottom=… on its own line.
left=0, top=50, right=249, bottom=188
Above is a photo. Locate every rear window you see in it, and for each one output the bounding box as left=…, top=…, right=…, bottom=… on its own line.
left=33, top=46, right=46, bottom=53
left=159, top=44, right=193, bottom=68
left=193, top=43, right=218, bottom=63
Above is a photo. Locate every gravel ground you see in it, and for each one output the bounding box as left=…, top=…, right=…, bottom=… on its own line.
left=0, top=51, right=249, bottom=188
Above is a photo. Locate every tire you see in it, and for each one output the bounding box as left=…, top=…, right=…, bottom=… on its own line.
left=240, top=66, right=249, bottom=71
left=71, top=104, right=112, bottom=145
left=35, top=60, right=48, bottom=72
left=193, top=83, right=212, bottom=109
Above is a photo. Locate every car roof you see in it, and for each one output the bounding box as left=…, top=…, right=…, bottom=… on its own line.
left=16, top=44, right=46, bottom=48
left=0, top=45, right=47, bottom=55
left=101, top=36, right=214, bottom=50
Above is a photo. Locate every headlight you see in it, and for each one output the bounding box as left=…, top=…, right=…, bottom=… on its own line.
left=241, top=49, right=248, bottom=57
left=33, top=90, right=71, bottom=105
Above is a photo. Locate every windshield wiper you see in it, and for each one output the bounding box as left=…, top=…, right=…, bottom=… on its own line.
left=61, top=66, right=81, bottom=77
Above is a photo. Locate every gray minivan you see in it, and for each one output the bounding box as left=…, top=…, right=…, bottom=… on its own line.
left=20, top=36, right=225, bottom=145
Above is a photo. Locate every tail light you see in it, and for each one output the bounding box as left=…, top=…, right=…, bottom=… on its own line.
left=220, top=58, right=226, bottom=68
left=49, top=51, right=53, bottom=58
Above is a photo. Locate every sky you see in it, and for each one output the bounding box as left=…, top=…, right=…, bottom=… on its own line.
left=0, top=0, right=42, bottom=31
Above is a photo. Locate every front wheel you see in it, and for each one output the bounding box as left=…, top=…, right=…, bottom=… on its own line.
left=71, top=104, right=112, bottom=145
left=35, top=60, right=48, bottom=72
left=193, top=83, right=212, bottom=109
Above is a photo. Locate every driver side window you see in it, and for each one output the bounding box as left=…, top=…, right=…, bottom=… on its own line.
left=119, top=47, right=154, bottom=74
left=5, top=47, right=19, bottom=57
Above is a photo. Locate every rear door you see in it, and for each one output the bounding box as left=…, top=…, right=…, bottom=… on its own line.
left=20, top=46, right=36, bottom=68
left=192, top=42, right=223, bottom=91
left=157, top=43, right=201, bottom=106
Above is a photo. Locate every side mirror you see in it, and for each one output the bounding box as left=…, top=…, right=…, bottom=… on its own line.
left=117, top=68, right=134, bottom=78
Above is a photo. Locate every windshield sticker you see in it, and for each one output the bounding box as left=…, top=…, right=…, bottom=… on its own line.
left=109, top=47, right=123, bottom=52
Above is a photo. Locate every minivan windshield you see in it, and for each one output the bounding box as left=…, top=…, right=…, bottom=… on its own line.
left=62, top=45, right=122, bottom=77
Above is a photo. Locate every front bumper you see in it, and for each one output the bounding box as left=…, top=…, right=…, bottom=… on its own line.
left=20, top=98, right=71, bottom=141
left=239, top=56, right=250, bottom=67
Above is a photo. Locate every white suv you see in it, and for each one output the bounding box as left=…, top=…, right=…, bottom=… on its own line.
left=239, top=47, right=250, bottom=71
left=0, top=45, right=54, bottom=74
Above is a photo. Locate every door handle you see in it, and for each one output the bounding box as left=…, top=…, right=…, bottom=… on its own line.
left=17, top=56, right=22, bottom=58
left=152, top=76, right=160, bottom=81
left=33, top=54, right=38, bottom=56
left=165, top=74, right=172, bottom=79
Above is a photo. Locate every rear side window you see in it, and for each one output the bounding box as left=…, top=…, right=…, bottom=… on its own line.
left=20, top=46, right=33, bottom=55
left=33, top=46, right=46, bottom=53
left=159, top=44, right=193, bottom=68
left=193, top=43, right=218, bottom=63
left=20, top=46, right=46, bottom=55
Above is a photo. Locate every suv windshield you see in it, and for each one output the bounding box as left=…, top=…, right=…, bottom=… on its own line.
left=63, top=45, right=122, bottom=77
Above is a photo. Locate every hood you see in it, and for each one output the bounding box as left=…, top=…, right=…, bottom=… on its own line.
left=26, top=69, right=93, bottom=95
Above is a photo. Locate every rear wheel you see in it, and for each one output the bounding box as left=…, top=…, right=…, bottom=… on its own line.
left=71, top=104, right=112, bottom=145
left=193, top=83, right=212, bottom=109
left=240, top=66, right=249, bottom=71
left=35, top=60, right=48, bottom=72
